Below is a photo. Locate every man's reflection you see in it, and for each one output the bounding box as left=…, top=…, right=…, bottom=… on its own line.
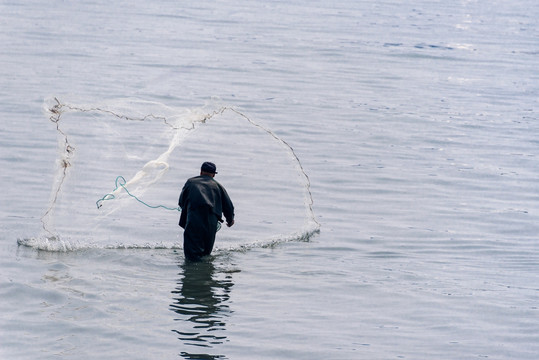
left=171, top=257, right=234, bottom=359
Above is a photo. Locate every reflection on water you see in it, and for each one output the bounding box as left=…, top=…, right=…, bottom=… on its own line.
left=170, top=258, right=234, bottom=360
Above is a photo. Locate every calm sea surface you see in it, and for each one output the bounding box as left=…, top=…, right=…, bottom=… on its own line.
left=1, top=0, right=538, bottom=359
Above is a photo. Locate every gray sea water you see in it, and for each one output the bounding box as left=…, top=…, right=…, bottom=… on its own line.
left=1, top=0, right=538, bottom=359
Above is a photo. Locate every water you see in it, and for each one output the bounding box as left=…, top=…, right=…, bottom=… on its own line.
left=1, top=0, right=538, bottom=359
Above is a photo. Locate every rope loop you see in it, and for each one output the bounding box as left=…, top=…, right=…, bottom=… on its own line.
left=96, top=175, right=181, bottom=212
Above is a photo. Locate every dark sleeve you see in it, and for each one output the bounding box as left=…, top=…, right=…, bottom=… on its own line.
left=179, top=181, right=189, bottom=209
left=178, top=181, right=189, bottom=228
left=220, top=185, right=234, bottom=223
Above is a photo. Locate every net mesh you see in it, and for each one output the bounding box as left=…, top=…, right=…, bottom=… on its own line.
left=20, top=97, right=319, bottom=251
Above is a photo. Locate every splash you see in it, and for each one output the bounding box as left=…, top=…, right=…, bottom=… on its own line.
left=20, top=97, right=320, bottom=251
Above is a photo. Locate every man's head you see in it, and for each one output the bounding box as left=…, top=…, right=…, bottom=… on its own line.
left=200, top=161, right=218, bottom=177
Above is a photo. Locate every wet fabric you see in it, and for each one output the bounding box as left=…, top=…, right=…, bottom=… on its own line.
left=178, top=175, right=234, bottom=260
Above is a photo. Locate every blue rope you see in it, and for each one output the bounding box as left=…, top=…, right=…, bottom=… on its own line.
left=96, top=176, right=221, bottom=232
left=96, top=176, right=181, bottom=211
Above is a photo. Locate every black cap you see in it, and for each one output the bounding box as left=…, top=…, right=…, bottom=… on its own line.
left=201, top=161, right=218, bottom=174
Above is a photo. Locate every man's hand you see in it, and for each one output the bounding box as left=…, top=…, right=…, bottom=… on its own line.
left=227, top=220, right=235, bottom=227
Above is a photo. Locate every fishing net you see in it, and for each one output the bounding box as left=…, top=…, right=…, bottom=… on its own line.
left=19, top=97, right=319, bottom=251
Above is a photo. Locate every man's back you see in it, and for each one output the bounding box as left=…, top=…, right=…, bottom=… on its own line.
left=179, top=175, right=234, bottom=220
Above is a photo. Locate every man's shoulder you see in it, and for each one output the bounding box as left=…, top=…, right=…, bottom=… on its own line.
left=190, top=175, right=214, bottom=180
left=186, top=175, right=216, bottom=186
left=186, top=175, right=203, bottom=182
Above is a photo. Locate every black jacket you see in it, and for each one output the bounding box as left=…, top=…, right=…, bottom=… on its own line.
left=178, top=175, right=234, bottom=228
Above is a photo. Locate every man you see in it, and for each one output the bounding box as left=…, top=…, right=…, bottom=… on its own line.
left=178, top=162, right=235, bottom=261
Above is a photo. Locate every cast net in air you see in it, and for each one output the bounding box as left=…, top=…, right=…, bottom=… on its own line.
left=19, top=97, right=319, bottom=251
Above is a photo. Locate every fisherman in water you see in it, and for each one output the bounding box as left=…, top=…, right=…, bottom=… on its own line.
left=179, top=162, right=235, bottom=261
